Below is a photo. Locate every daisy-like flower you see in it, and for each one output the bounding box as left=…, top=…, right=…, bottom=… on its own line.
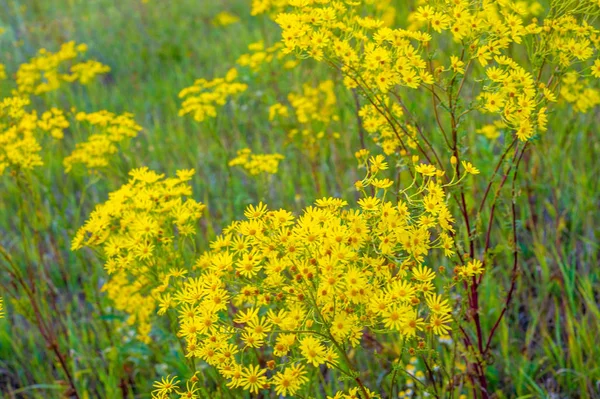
left=239, top=364, right=267, bottom=394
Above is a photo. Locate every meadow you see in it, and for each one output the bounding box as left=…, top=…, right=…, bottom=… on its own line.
left=0, top=0, right=599, bottom=398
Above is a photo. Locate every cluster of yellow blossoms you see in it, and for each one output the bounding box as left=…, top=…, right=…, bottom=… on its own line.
left=236, top=41, right=298, bottom=72
left=179, top=38, right=301, bottom=126
left=270, top=80, right=340, bottom=159
left=276, top=1, right=434, bottom=89
left=37, top=108, right=70, bottom=139
left=250, top=0, right=288, bottom=17
left=287, top=80, right=337, bottom=124
left=228, top=148, right=285, bottom=176
left=152, top=156, right=456, bottom=398
left=63, top=111, right=142, bottom=173
left=359, top=101, right=412, bottom=155
left=476, top=121, right=505, bottom=140
left=560, top=70, right=600, bottom=113
left=0, top=42, right=140, bottom=177
left=276, top=0, right=600, bottom=144
left=72, top=167, right=205, bottom=342
left=15, top=41, right=110, bottom=95
left=178, top=68, right=248, bottom=123
left=211, top=11, right=240, bottom=27
left=253, top=0, right=395, bottom=25
left=0, top=95, right=45, bottom=175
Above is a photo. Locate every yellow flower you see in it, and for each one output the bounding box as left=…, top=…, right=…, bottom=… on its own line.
left=592, top=60, right=600, bottom=78
left=426, top=294, right=452, bottom=314
left=179, top=70, right=247, bottom=122
left=450, top=55, right=465, bottom=74
left=229, top=148, right=284, bottom=176
left=239, top=364, right=267, bottom=394
left=461, top=161, right=480, bottom=175
left=382, top=305, right=409, bottom=331
left=415, top=163, right=437, bottom=176
left=357, top=196, right=381, bottom=211
left=299, top=336, right=327, bottom=367
left=412, top=265, right=436, bottom=282
left=429, top=313, right=452, bottom=335
left=371, top=178, right=394, bottom=189
left=272, top=364, right=308, bottom=396
left=152, top=375, right=179, bottom=398
left=212, top=11, right=240, bottom=27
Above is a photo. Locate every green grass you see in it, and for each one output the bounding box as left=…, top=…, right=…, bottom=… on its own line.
left=1, top=0, right=599, bottom=398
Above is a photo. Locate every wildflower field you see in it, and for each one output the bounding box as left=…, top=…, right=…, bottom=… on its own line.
left=1, top=0, right=600, bottom=398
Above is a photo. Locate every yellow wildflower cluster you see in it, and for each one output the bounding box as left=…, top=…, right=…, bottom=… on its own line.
left=456, top=259, right=485, bottom=279
left=276, top=0, right=600, bottom=143
left=328, top=387, right=380, bottom=399
left=478, top=63, right=549, bottom=141
left=236, top=41, right=298, bottom=72
left=101, top=270, right=156, bottom=342
left=539, top=13, right=599, bottom=69
left=152, top=374, right=204, bottom=399
left=276, top=2, right=434, bottom=89
left=250, top=0, right=288, bottom=16
left=178, top=68, right=247, bottom=122
left=16, top=41, right=110, bottom=95
left=270, top=80, right=340, bottom=159
left=72, top=167, right=205, bottom=342
left=0, top=98, right=74, bottom=175
left=63, top=111, right=142, bottom=173
left=38, top=108, right=70, bottom=139
left=359, top=101, right=412, bottom=155
left=287, top=80, right=337, bottom=125
left=0, top=42, right=131, bottom=177
left=560, top=71, right=600, bottom=113
left=179, top=37, right=300, bottom=127
left=154, top=158, right=455, bottom=397
left=211, top=11, right=240, bottom=27
left=476, top=121, right=505, bottom=140
left=0, top=96, right=44, bottom=175
left=229, top=148, right=285, bottom=176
